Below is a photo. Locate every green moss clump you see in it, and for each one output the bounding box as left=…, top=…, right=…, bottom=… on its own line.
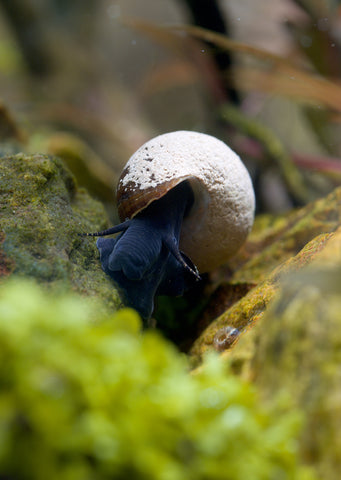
left=0, top=153, right=121, bottom=309
left=0, top=280, right=315, bottom=480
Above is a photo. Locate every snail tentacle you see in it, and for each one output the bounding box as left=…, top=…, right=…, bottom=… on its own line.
left=79, top=220, right=131, bottom=237
left=163, top=235, right=201, bottom=281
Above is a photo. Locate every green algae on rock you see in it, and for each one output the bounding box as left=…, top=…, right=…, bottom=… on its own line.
left=204, top=227, right=341, bottom=478
left=0, top=153, right=121, bottom=310
left=229, top=186, right=341, bottom=285
left=191, top=187, right=341, bottom=359
left=0, top=279, right=316, bottom=480
left=251, top=263, right=341, bottom=480
left=191, top=231, right=331, bottom=359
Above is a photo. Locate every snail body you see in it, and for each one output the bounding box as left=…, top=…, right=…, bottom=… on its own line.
left=86, top=131, right=255, bottom=319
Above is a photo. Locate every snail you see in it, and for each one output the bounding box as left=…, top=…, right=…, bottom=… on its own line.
left=213, top=326, right=241, bottom=352
left=84, top=131, right=255, bottom=320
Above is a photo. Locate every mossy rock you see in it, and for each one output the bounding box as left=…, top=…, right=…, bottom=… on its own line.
left=229, top=186, right=341, bottom=284
left=0, top=152, right=121, bottom=311
left=202, top=227, right=341, bottom=478
left=191, top=187, right=341, bottom=359
left=251, top=259, right=341, bottom=478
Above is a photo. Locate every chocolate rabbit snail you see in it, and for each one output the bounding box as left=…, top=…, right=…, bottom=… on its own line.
left=83, top=131, right=255, bottom=320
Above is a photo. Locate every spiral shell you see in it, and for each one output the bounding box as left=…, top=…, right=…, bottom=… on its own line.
left=213, top=326, right=241, bottom=351
left=116, top=131, right=255, bottom=273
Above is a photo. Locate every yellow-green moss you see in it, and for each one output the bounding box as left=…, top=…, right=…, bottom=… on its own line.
left=192, top=187, right=341, bottom=359
left=214, top=229, right=341, bottom=478
left=0, top=153, right=121, bottom=310
left=191, top=231, right=330, bottom=359
left=0, top=279, right=316, bottom=480
left=251, top=265, right=341, bottom=480
left=229, top=186, right=341, bottom=284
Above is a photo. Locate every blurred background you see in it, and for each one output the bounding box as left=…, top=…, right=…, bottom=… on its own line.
left=1, top=0, right=341, bottom=218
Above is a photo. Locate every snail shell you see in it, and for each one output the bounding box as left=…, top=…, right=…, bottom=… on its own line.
left=116, top=131, right=255, bottom=272
left=213, top=326, right=241, bottom=351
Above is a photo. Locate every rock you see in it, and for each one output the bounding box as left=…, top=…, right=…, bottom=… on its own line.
left=197, top=225, right=341, bottom=478
left=190, top=187, right=341, bottom=359
left=229, top=186, right=341, bottom=285
left=249, top=233, right=341, bottom=479
left=190, top=195, right=341, bottom=477
left=0, top=152, right=121, bottom=311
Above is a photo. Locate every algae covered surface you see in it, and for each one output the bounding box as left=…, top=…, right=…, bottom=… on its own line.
left=188, top=189, right=341, bottom=478
left=0, top=153, right=121, bottom=310
left=191, top=187, right=341, bottom=358
left=0, top=279, right=316, bottom=480
left=249, top=228, right=341, bottom=480
left=204, top=227, right=341, bottom=480
left=251, top=264, right=341, bottom=480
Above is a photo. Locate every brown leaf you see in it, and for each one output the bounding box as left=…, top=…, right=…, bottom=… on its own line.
left=233, top=65, right=341, bottom=111
left=126, top=19, right=341, bottom=112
